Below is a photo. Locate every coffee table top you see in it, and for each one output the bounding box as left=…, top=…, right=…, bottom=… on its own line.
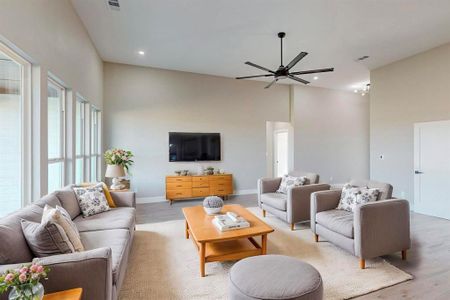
left=182, top=204, right=274, bottom=243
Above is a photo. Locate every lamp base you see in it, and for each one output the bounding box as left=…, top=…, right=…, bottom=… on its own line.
left=110, top=177, right=125, bottom=190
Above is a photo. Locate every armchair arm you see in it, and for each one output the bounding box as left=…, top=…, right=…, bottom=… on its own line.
left=32, top=248, right=113, bottom=300
left=354, top=199, right=411, bottom=259
left=111, top=191, right=136, bottom=208
left=310, top=189, right=342, bottom=233
left=257, top=178, right=282, bottom=207
left=287, top=184, right=330, bottom=223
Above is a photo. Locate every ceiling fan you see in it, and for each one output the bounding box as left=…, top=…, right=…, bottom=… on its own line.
left=236, top=32, right=334, bottom=89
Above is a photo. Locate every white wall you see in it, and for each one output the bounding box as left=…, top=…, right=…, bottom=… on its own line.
left=103, top=62, right=290, bottom=201
left=292, top=85, right=370, bottom=183
left=370, top=42, right=450, bottom=203
left=0, top=0, right=103, bottom=198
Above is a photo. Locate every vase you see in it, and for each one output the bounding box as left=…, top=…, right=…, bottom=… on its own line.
left=8, top=283, right=44, bottom=300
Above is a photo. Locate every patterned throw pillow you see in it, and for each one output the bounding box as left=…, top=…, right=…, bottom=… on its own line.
left=337, top=184, right=380, bottom=212
left=73, top=183, right=111, bottom=217
left=276, top=175, right=307, bottom=194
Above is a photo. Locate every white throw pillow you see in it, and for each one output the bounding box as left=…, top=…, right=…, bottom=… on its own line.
left=276, top=175, right=307, bottom=194
left=73, top=183, right=111, bottom=217
left=337, top=184, right=379, bottom=212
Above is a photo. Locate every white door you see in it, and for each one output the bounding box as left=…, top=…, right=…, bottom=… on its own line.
left=414, top=120, right=450, bottom=219
left=274, top=130, right=288, bottom=177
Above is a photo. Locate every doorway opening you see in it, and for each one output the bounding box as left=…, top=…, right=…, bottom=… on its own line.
left=266, top=121, right=294, bottom=178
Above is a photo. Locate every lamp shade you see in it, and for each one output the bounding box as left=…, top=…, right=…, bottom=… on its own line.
left=105, top=164, right=125, bottom=178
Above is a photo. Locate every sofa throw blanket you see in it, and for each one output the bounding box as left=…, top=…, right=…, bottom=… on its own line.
left=276, top=175, right=307, bottom=194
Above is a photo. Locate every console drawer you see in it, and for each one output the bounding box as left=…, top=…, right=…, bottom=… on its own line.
left=167, top=189, right=192, bottom=199
left=166, top=176, right=192, bottom=183
left=166, top=182, right=192, bottom=189
left=192, top=180, right=210, bottom=188
left=210, top=187, right=232, bottom=195
left=192, top=187, right=210, bottom=197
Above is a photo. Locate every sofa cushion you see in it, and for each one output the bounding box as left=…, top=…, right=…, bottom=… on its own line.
left=33, top=193, right=61, bottom=208
left=316, top=209, right=354, bottom=238
left=261, top=193, right=287, bottom=211
left=73, top=184, right=111, bottom=217
left=54, top=185, right=81, bottom=219
left=0, top=204, right=43, bottom=264
left=80, top=229, right=130, bottom=284
left=73, top=207, right=135, bottom=233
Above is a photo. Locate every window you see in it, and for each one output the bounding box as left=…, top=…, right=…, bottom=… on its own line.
left=90, top=108, right=101, bottom=181
left=0, top=47, right=27, bottom=216
left=47, top=79, right=65, bottom=193
left=75, top=99, right=86, bottom=183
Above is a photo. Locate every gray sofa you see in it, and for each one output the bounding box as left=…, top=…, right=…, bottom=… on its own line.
left=258, top=171, right=330, bottom=230
left=311, top=179, right=411, bottom=269
left=0, top=185, right=136, bottom=300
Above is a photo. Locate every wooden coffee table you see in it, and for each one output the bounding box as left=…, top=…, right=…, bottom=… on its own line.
left=182, top=204, right=274, bottom=277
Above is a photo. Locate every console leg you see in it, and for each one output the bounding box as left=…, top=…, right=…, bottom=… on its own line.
left=314, top=234, right=319, bottom=242
left=359, top=259, right=365, bottom=269
left=290, top=223, right=295, bottom=231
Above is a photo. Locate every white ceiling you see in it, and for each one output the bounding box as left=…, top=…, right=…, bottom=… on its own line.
left=71, top=0, right=450, bottom=91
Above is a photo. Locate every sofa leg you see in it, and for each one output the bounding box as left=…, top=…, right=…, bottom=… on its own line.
left=262, top=210, right=266, bottom=218
left=402, top=250, right=407, bottom=260
left=314, top=234, right=319, bottom=243
left=290, top=223, right=295, bottom=231
left=359, top=259, right=365, bottom=269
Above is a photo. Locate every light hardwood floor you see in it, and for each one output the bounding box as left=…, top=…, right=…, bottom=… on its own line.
left=136, top=194, right=450, bottom=300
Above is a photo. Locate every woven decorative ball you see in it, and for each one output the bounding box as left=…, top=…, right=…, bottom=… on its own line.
left=203, top=196, right=224, bottom=215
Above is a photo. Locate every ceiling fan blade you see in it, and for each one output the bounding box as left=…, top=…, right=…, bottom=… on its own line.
left=245, top=61, right=275, bottom=74
left=264, top=78, right=278, bottom=89
left=286, top=52, right=308, bottom=70
left=290, top=68, right=334, bottom=75
left=288, top=75, right=309, bottom=85
left=236, top=74, right=274, bottom=79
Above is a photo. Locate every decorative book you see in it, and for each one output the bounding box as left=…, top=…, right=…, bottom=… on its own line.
left=212, top=212, right=250, bottom=232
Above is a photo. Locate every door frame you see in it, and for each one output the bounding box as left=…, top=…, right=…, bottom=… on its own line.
left=273, top=129, right=289, bottom=177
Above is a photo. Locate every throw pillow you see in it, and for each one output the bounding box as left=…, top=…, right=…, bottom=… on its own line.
left=73, top=183, right=111, bottom=217
left=21, top=219, right=75, bottom=257
left=42, top=205, right=84, bottom=252
left=337, top=184, right=380, bottom=212
left=80, top=182, right=116, bottom=208
left=276, top=175, right=307, bottom=194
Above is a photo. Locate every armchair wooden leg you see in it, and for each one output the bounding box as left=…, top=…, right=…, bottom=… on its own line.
left=359, top=259, right=365, bottom=269
left=262, top=210, right=266, bottom=217
left=402, top=250, right=407, bottom=260
left=290, top=223, right=295, bottom=231
left=314, top=234, right=319, bottom=243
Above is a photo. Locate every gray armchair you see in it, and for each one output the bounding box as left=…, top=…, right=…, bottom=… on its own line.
left=311, top=179, right=411, bottom=269
left=258, top=171, right=330, bottom=230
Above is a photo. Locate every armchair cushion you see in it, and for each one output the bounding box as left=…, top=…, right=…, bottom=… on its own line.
left=276, top=175, right=306, bottom=194
left=316, top=209, right=354, bottom=238
left=337, top=184, right=380, bottom=212
left=260, top=193, right=287, bottom=211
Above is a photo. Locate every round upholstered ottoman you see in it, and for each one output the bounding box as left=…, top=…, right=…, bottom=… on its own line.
left=229, top=255, right=323, bottom=300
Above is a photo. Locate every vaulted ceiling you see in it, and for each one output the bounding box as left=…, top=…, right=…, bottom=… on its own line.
left=71, top=0, right=450, bottom=91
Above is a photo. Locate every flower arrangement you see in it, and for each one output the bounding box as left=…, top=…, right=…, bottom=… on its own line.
left=0, top=263, right=50, bottom=300
left=104, top=148, right=134, bottom=171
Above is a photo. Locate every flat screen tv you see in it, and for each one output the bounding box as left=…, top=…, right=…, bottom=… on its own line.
left=169, top=132, right=221, bottom=162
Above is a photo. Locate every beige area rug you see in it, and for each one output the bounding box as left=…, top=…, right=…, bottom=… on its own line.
left=120, top=207, right=412, bottom=299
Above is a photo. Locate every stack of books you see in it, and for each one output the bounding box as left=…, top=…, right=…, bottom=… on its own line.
left=212, top=212, right=250, bottom=232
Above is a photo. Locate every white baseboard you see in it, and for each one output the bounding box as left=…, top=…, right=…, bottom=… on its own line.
left=136, top=189, right=257, bottom=204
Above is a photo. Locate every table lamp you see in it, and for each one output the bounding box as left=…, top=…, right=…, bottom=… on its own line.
left=105, top=164, right=126, bottom=190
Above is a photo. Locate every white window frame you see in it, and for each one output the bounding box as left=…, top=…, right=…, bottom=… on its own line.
left=0, top=42, right=31, bottom=207
left=75, top=96, right=87, bottom=183
left=47, top=77, right=66, bottom=191
left=90, top=107, right=101, bottom=181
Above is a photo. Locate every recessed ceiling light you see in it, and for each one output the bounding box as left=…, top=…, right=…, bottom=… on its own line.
left=354, top=89, right=358, bottom=93
left=138, top=51, right=145, bottom=55
left=313, top=76, right=319, bottom=80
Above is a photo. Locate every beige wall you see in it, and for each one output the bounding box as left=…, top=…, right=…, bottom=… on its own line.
left=370, top=42, right=450, bottom=203
left=292, top=85, right=370, bottom=183
left=103, top=62, right=290, bottom=200
left=0, top=0, right=103, bottom=107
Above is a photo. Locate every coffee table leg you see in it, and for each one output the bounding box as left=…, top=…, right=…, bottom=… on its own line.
left=185, top=220, right=189, bottom=239
left=200, top=242, right=206, bottom=277
left=261, top=234, right=267, bottom=255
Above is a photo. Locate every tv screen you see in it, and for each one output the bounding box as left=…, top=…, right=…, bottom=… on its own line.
left=169, top=132, right=221, bottom=162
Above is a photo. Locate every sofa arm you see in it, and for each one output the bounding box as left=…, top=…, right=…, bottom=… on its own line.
left=287, top=184, right=330, bottom=223
left=354, top=199, right=411, bottom=259
left=32, top=248, right=113, bottom=300
left=111, top=191, right=136, bottom=208
left=310, top=189, right=341, bottom=233
left=257, top=178, right=282, bottom=207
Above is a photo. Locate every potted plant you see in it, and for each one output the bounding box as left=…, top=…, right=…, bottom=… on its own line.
left=104, top=149, right=134, bottom=190
left=205, top=167, right=214, bottom=175
left=0, top=263, right=50, bottom=300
